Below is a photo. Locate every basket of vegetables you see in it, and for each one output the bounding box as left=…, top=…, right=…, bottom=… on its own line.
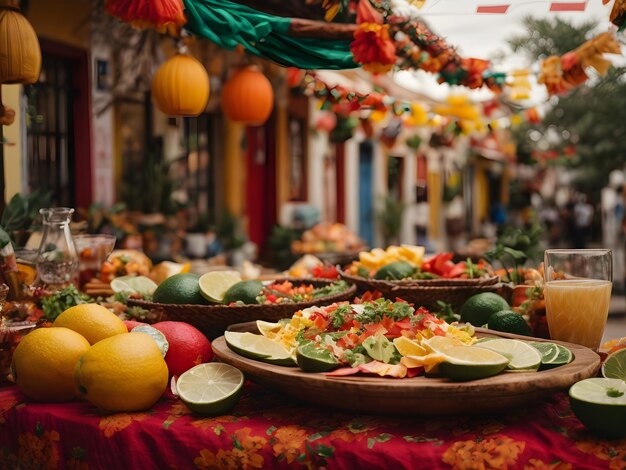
left=128, top=277, right=356, bottom=339
left=341, top=246, right=503, bottom=309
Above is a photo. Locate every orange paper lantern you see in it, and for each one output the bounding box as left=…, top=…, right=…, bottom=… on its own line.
left=221, top=66, right=274, bottom=125
left=152, top=54, right=209, bottom=116
left=0, top=0, right=41, bottom=84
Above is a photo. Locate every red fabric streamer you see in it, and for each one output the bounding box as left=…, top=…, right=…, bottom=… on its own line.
left=104, top=0, right=186, bottom=34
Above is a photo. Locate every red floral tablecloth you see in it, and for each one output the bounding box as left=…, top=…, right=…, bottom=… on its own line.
left=0, top=381, right=623, bottom=469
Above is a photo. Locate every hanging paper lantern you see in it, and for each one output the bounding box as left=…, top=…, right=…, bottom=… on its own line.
left=152, top=54, right=210, bottom=116
left=105, top=0, right=185, bottom=35
left=0, top=0, right=41, bottom=84
left=221, top=66, right=274, bottom=125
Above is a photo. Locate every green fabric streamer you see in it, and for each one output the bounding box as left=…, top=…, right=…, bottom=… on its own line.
left=183, top=0, right=357, bottom=70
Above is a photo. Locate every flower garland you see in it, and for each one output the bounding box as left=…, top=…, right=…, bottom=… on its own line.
left=538, top=32, right=621, bottom=96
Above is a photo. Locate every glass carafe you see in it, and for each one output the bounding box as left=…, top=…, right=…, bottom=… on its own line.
left=36, top=208, right=79, bottom=287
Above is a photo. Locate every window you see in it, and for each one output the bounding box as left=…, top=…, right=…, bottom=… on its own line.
left=25, top=54, right=74, bottom=206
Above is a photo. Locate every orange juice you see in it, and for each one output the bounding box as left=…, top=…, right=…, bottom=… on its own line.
left=544, top=279, right=612, bottom=349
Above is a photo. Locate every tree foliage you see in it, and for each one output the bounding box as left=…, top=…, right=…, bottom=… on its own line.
left=509, top=17, right=626, bottom=196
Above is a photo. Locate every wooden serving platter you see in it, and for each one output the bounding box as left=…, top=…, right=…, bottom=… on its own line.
left=212, top=324, right=600, bottom=416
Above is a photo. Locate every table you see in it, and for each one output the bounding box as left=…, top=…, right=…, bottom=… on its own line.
left=0, top=382, right=622, bottom=469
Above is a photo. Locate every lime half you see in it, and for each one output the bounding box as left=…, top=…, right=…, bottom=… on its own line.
left=569, top=378, right=626, bottom=439
left=132, top=325, right=169, bottom=357
left=425, top=336, right=510, bottom=381
left=602, top=348, right=626, bottom=380
left=224, top=331, right=295, bottom=366
left=296, top=341, right=339, bottom=373
left=199, top=271, right=242, bottom=303
left=474, top=338, right=541, bottom=371
left=176, top=363, right=244, bottom=415
left=111, top=275, right=158, bottom=296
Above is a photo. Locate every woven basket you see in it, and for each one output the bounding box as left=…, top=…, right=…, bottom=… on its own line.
left=340, top=272, right=505, bottom=309
left=127, top=279, right=357, bottom=339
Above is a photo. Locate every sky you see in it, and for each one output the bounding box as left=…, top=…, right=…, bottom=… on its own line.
left=391, top=0, right=617, bottom=102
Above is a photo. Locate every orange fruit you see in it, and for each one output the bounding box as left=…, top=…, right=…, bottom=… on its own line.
left=75, top=332, right=168, bottom=412
left=11, top=327, right=90, bottom=402
left=53, top=303, right=127, bottom=345
left=152, top=321, right=213, bottom=377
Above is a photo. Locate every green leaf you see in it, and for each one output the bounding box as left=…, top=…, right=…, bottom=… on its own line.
left=315, top=444, right=334, bottom=459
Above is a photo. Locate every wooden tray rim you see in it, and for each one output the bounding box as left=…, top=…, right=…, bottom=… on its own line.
left=213, top=323, right=600, bottom=403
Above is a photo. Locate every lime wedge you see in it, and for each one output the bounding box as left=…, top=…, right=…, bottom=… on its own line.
left=569, top=378, right=626, bottom=439
left=474, top=338, right=541, bottom=371
left=602, top=348, right=626, bottom=380
left=176, top=363, right=244, bottom=415
left=296, top=341, right=339, bottom=372
left=425, top=336, right=509, bottom=381
left=530, top=342, right=560, bottom=363
left=224, top=331, right=295, bottom=366
left=542, top=344, right=573, bottom=369
left=132, top=325, right=169, bottom=357
left=111, top=275, right=158, bottom=296
left=199, top=271, right=242, bottom=303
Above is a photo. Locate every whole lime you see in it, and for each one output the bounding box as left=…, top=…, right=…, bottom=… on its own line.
left=374, top=261, right=415, bottom=280
left=223, top=280, right=264, bottom=305
left=487, top=310, right=531, bottom=336
left=459, top=292, right=510, bottom=327
left=152, top=273, right=207, bottom=305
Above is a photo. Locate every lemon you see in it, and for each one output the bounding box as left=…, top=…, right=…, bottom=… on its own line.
left=393, top=336, right=429, bottom=357
left=602, top=348, right=626, bottom=380
left=11, top=327, right=90, bottom=402
left=295, top=341, right=339, bottom=373
left=176, top=363, right=244, bottom=415
left=152, top=273, right=207, bottom=305
left=425, top=336, right=509, bottom=381
left=53, top=303, right=127, bottom=345
left=460, top=293, right=510, bottom=327
left=223, top=280, right=264, bottom=305
left=198, top=271, right=242, bottom=303
left=487, top=310, right=531, bottom=336
left=111, top=275, right=158, bottom=296
left=474, top=338, right=541, bottom=371
left=569, top=378, right=626, bottom=439
left=224, top=331, right=295, bottom=366
left=75, top=332, right=169, bottom=412
left=256, top=320, right=283, bottom=339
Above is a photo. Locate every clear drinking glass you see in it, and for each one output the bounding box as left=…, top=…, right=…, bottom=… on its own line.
left=36, top=208, right=79, bottom=287
left=544, top=249, right=613, bottom=350
left=73, top=234, right=116, bottom=287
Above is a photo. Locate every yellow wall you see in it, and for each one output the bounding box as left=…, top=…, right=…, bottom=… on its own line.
left=27, top=0, right=91, bottom=49
left=2, top=85, right=22, bottom=201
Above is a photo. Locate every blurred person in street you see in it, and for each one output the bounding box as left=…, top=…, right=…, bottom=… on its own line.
left=573, top=193, right=594, bottom=248
left=539, top=201, right=560, bottom=247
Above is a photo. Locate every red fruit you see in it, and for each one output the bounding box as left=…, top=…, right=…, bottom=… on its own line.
left=123, top=320, right=148, bottom=332
left=151, top=321, right=213, bottom=377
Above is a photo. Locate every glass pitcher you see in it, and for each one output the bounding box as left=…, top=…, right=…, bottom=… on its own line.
left=36, top=208, right=79, bottom=287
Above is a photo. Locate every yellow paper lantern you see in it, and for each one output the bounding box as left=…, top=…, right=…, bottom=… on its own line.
left=152, top=54, right=210, bottom=117
left=0, top=0, right=41, bottom=84
left=221, top=66, right=274, bottom=125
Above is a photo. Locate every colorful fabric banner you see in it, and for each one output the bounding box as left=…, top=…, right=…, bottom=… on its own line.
left=182, top=0, right=357, bottom=69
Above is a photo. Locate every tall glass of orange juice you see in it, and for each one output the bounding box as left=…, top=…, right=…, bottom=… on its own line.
left=544, top=249, right=612, bottom=350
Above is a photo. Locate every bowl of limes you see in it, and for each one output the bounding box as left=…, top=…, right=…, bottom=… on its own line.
left=128, top=272, right=356, bottom=339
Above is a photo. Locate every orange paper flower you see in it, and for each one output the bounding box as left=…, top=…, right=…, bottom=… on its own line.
left=351, top=23, right=397, bottom=74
